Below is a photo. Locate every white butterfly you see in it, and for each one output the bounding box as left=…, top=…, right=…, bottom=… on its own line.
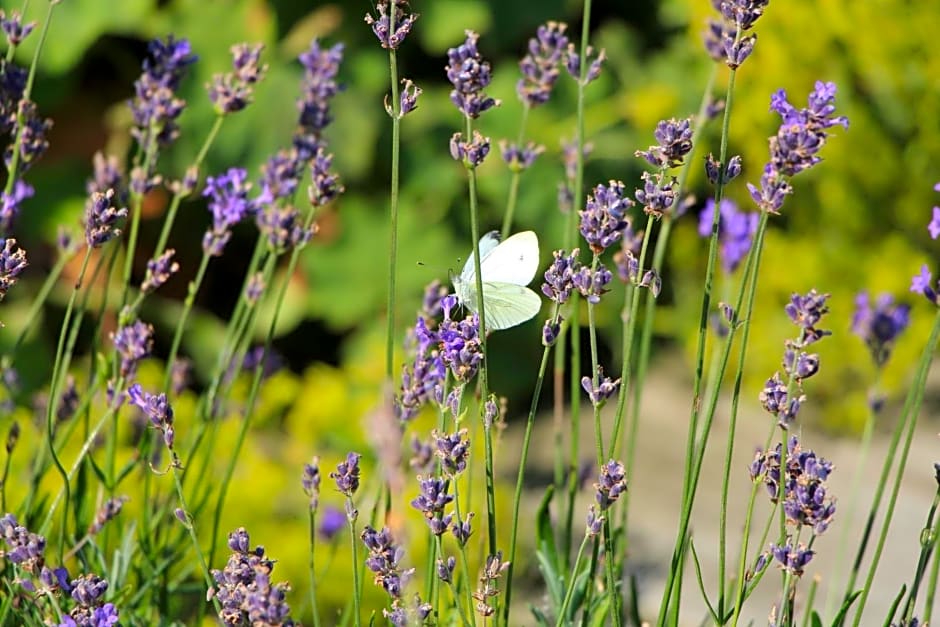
left=452, top=230, right=541, bottom=331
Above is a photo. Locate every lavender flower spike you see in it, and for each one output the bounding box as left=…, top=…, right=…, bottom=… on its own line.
left=141, top=249, right=179, bottom=293
left=202, top=167, right=254, bottom=256
left=0, top=238, right=27, bottom=298
left=446, top=30, right=499, bottom=119
left=636, top=117, right=694, bottom=168
left=580, top=181, right=634, bottom=253
left=851, top=291, right=910, bottom=367
left=129, top=35, right=197, bottom=151
left=330, top=452, right=362, bottom=497
left=84, top=189, right=128, bottom=248
left=208, top=43, right=268, bottom=115
left=365, top=1, right=419, bottom=50
left=126, top=384, right=175, bottom=450
left=517, top=22, right=568, bottom=107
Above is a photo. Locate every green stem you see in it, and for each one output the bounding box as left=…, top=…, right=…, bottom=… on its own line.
left=162, top=251, right=212, bottom=392
left=384, top=46, right=402, bottom=382
left=556, top=534, right=590, bottom=626
left=308, top=509, right=321, bottom=627
left=500, top=104, right=530, bottom=239
left=657, top=67, right=738, bottom=626
left=172, top=469, right=222, bottom=616
left=851, top=307, right=940, bottom=626
left=348, top=503, right=362, bottom=627
left=900, top=484, right=940, bottom=624
left=503, top=341, right=553, bottom=622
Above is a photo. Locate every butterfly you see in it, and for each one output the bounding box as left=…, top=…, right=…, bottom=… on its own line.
left=452, top=230, right=541, bottom=331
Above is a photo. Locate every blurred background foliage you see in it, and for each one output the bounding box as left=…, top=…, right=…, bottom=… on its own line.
left=3, top=0, right=940, bottom=620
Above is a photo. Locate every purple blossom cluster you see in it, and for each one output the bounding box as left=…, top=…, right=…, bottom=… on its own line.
left=500, top=140, right=544, bottom=172
left=434, top=428, right=470, bottom=478
left=0, top=179, right=33, bottom=235
left=769, top=540, right=815, bottom=577
left=760, top=290, right=830, bottom=428
left=438, top=295, right=483, bottom=382
left=330, top=451, right=361, bottom=498
left=63, top=574, right=119, bottom=626
left=635, top=171, right=677, bottom=217
left=517, top=22, right=569, bottom=107
left=210, top=528, right=296, bottom=627
left=140, top=249, right=179, bottom=293
left=129, top=36, right=197, bottom=153
left=851, top=291, right=910, bottom=368
left=84, top=189, right=127, bottom=248
left=748, top=82, right=848, bottom=214
left=636, top=118, right=694, bottom=169
left=473, top=551, right=510, bottom=617
left=364, top=0, right=418, bottom=50
left=911, top=183, right=940, bottom=306
left=202, top=167, right=254, bottom=256
left=594, top=459, right=628, bottom=510
left=580, top=181, right=635, bottom=253
left=207, top=43, right=268, bottom=115
left=302, top=457, right=321, bottom=511
left=751, top=435, right=836, bottom=537
left=111, top=318, right=154, bottom=379
left=697, top=198, right=759, bottom=274
left=126, top=384, right=175, bottom=451
left=395, top=315, right=445, bottom=422
left=362, top=525, right=414, bottom=599
left=411, top=475, right=454, bottom=536
left=564, top=44, right=605, bottom=86
left=0, top=237, right=27, bottom=299
left=582, top=366, right=621, bottom=408
left=446, top=30, right=498, bottom=119
left=0, top=10, right=35, bottom=47
left=541, top=248, right=613, bottom=306
left=88, top=496, right=128, bottom=535
left=703, top=0, right=769, bottom=68
left=0, top=512, right=45, bottom=570
left=450, top=130, right=491, bottom=168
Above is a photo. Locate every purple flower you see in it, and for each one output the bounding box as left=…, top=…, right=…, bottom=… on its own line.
left=411, top=476, right=454, bottom=536
left=56, top=375, right=80, bottom=423
left=0, top=238, right=27, bottom=298
left=330, top=452, right=361, bottom=497
left=70, top=573, right=108, bottom=607
left=308, top=148, right=344, bottom=207
left=572, top=262, right=612, bottom=304
left=211, top=528, right=296, bottom=626
left=930, top=206, right=940, bottom=240
left=594, top=459, right=627, bottom=510
left=362, top=525, right=414, bottom=599
left=785, top=289, right=830, bottom=338
left=202, top=167, right=253, bottom=256
left=851, top=291, right=910, bottom=367
left=517, top=21, right=569, bottom=107
left=318, top=505, right=345, bottom=541
left=0, top=60, right=26, bottom=136
left=434, top=429, right=469, bottom=477
left=451, top=512, right=474, bottom=545
left=542, top=249, right=579, bottom=303
left=748, top=82, right=847, bottom=213
left=759, top=372, right=804, bottom=428
left=112, top=319, right=154, bottom=379
left=126, top=384, right=174, bottom=450
left=365, top=1, right=418, bottom=50
left=635, top=171, right=676, bottom=217
left=446, top=30, right=499, bottom=119
left=0, top=179, right=33, bottom=235
left=296, top=39, right=344, bottom=143
left=257, top=205, right=313, bottom=251
left=395, top=316, right=445, bottom=422
left=911, top=264, right=939, bottom=306
left=89, top=496, right=128, bottom=535
left=585, top=505, right=604, bottom=536
left=580, top=181, right=634, bottom=253
left=6, top=100, right=52, bottom=172
left=438, top=298, right=483, bottom=382
left=636, top=118, right=694, bottom=168
left=771, top=540, right=814, bottom=576
left=450, top=130, right=490, bottom=167
left=141, top=249, right=179, bottom=293
left=564, top=44, right=605, bottom=85
left=705, top=153, right=743, bottom=185
left=698, top=198, right=758, bottom=273
left=302, top=457, right=320, bottom=510
left=129, top=36, right=197, bottom=151
left=208, top=43, right=268, bottom=115
left=542, top=318, right=561, bottom=346
left=398, top=78, right=421, bottom=116
left=87, top=152, right=126, bottom=208
left=84, top=189, right=128, bottom=248
left=581, top=366, right=621, bottom=407
left=0, top=513, right=45, bottom=569
left=0, top=10, right=35, bottom=46
left=257, top=149, right=304, bottom=206
left=437, top=556, right=456, bottom=583
left=473, top=551, right=510, bottom=617
left=500, top=140, right=544, bottom=172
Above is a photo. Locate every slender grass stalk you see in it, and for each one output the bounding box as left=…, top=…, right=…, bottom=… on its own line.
left=307, top=508, right=322, bottom=627
left=620, top=67, right=715, bottom=536
left=900, top=483, right=940, bottom=624
left=451, top=478, right=478, bottom=627
left=851, top=307, right=940, bottom=626
left=925, top=509, right=940, bottom=621
left=437, top=535, right=474, bottom=627
left=6, top=247, right=73, bottom=359
left=347, top=498, right=362, bottom=627
left=171, top=470, right=222, bottom=616
left=503, top=336, right=553, bottom=622
left=161, top=251, right=211, bottom=392
left=563, top=0, right=593, bottom=578
left=657, top=67, right=738, bottom=625
left=462, top=114, right=497, bottom=556
left=825, top=375, right=883, bottom=617
left=383, top=35, right=402, bottom=383
left=556, top=533, right=590, bottom=626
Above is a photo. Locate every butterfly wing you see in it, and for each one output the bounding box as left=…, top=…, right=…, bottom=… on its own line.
left=477, top=231, right=539, bottom=286
left=460, top=230, right=502, bottom=283
left=477, top=282, right=541, bottom=331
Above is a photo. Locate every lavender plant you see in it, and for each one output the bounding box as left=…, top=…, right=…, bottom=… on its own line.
left=0, top=2, right=937, bottom=627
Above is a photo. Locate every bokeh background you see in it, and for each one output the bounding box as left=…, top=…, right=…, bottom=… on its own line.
left=4, top=0, right=940, bottom=621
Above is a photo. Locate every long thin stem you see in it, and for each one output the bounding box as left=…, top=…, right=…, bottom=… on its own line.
left=161, top=251, right=212, bottom=392
left=384, top=41, right=402, bottom=383
left=503, top=340, right=553, bottom=622
left=657, top=67, right=738, bottom=625
left=307, top=509, right=322, bottom=627
left=499, top=104, right=530, bottom=239
left=851, top=307, right=940, bottom=626
left=347, top=501, right=362, bottom=627
left=556, top=534, right=590, bottom=626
